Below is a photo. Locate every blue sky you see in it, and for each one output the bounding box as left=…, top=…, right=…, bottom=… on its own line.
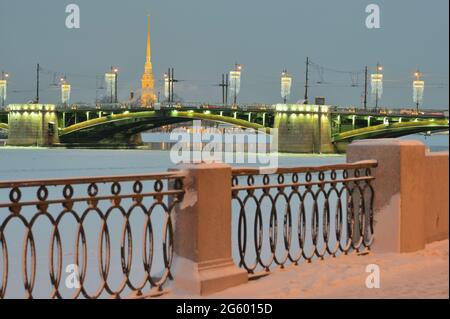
left=0, top=0, right=448, bottom=109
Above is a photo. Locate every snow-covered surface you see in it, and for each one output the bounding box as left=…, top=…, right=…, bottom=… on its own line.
left=168, top=240, right=449, bottom=299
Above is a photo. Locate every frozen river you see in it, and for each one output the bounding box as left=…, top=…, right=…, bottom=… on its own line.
left=0, top=133, right=447, bottom=298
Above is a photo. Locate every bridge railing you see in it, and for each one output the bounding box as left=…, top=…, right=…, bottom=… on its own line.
left=0, top=161, right=378, bottom=298
left=230, top=161, right=377, bottom=274
left=0, top=172, right=184, bottom=299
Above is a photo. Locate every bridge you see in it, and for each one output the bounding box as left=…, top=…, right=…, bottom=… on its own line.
left=0, top=102, right=448, bottom=153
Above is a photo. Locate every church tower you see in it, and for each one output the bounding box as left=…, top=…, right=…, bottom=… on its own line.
left=141, top=16, right=156, bottom=107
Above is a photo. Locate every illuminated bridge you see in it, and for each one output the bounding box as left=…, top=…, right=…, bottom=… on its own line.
left=0, top=103, right=448, bottom=153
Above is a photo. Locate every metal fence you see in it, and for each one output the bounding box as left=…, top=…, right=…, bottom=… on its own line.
left=0, top=160, right=378, bottom=298
left=231, top=160, right=377, bottom=274
left=0, top=173, right=184, bottom=299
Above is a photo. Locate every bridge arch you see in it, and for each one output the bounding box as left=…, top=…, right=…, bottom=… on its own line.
left=333, top=119, right=449, bottom=143
left=59, top=110, right=268, bottom=145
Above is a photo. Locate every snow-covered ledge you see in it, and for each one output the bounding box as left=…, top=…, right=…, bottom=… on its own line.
left=347, top=139, right=449, bottom=253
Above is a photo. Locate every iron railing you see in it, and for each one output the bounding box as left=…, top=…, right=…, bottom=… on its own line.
left=0, top=173, right=184, bottom=299
left=231, top=160, right=377, bottom=274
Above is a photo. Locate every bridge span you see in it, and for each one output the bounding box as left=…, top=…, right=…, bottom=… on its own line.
left=0, top=103, right=448, bottom=153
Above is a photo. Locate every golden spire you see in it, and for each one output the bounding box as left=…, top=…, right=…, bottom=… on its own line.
left=146, top=15, right=151, bottom=64
left=141, top=15, right=156, bottom=107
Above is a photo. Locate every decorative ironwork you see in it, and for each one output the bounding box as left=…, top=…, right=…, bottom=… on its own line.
left=0, top=173, right=184, bottom=299
left=231, top=160, right=377, bottom=274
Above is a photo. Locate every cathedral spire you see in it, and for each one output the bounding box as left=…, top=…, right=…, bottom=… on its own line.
left=141, top=15, right=156, bottom=107
left=146, top=15, right=151, bottom=64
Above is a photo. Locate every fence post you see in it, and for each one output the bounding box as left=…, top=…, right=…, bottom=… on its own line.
left=171, top=163, right=248, bottom=295
left=347, top=139, right=428, bottom=253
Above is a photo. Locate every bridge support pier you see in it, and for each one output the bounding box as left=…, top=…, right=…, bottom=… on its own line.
left=274, top=109, right=335, bottom=153
left=7, top=104, right=60, bottom=146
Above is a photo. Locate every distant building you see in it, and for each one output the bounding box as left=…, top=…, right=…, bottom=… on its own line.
left=141, top=16, right=156, bottom=107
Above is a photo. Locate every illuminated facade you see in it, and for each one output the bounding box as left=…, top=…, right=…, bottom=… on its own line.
left=7, top=104, right=59, bottom=146
left=141, top=16, right=156, bottom=107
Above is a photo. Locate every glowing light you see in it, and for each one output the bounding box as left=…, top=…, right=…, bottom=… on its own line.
left=229, top=71, right=241, bottom=96
left=0, top=80, right=6, bottom=106
left=413, top=80, right=425, bottom=105
left=229, top=64, right=242, bottom=100
left=164, top=73, right=170, bottom=99
left=371, top=73, right=383, bottom=100
left=281, top=70, right=292, bottom=102
left=61, top=83, right=71, bottom=104
left=105, top=72, right=116, bottom=102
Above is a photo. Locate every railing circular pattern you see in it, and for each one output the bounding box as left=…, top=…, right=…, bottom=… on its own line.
left=232, top=164, right=375, bottom=273
left=0, top=175, right=184, bottom=299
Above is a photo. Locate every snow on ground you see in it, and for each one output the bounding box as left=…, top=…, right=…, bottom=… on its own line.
left=168, top=240, right=449, bottom=299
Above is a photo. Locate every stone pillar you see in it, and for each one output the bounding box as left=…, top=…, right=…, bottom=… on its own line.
left=347, top=139, right=427, bottom=253
left=171, top=163, right=248, bottom=295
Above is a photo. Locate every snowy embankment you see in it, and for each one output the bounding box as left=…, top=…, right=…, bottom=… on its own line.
left=169, top=240, right=449, bottom=299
